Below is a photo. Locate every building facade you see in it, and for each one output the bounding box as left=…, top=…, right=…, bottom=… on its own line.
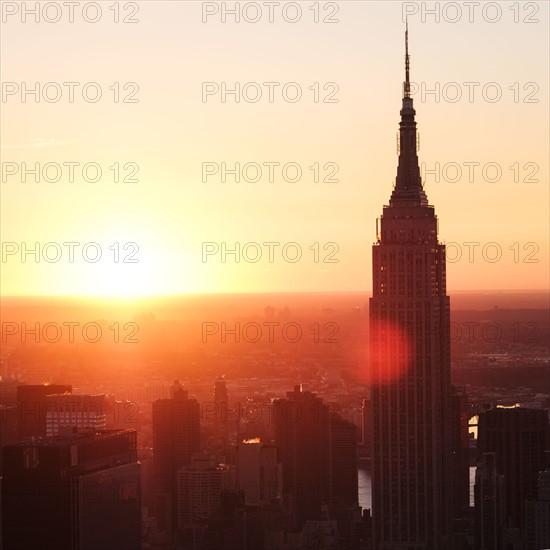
left=152, top=381, right=200, bottom=533
left=477, top=405, right=550, bottom=531
left=1, top=429, right=141, bottom=550
left=16, top=383, right=72, bottom=439
left=44, top=393, right=106, bottom=437
left=369, top=27, right=453, bottom=550
left=177, top=455, right=231, bottom=529
left=273, top=385, right=358, bottom=535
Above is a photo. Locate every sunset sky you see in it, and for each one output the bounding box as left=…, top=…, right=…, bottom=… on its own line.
left=1, top=1, right=548, bottom=296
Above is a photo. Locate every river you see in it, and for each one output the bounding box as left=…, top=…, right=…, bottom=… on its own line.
left=358, top=467, right=476, bottom=510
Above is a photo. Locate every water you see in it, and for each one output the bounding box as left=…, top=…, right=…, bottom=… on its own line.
left=359, top=467, right=476, bottom=509
left=469, top=465, right=476, bottom=507
left=358, top=468, right=372, bottom=510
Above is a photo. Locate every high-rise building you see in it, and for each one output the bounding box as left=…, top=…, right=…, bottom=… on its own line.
left=369, top=26, right=454, bottom=549
left=477, top=405, right=550, bottom=531
left=236, top=438, right=281, bottom=506
left=273, top=385, right=330, bottom=530
left=1, top=429, right=141, bottom=550
left=328, top=412, right=361, bottom=550
left=450, top=385, right=470, bottom=519
left=213, top=376, right=229, bottom=438
left=152, top=380, right=200, bottom=533
left=176, top=455, right=231, bottom=529
left=524, top=459, right=550, bottom=550
left=44, top=393, right=106, bottom=437
left=0, top=376, right=18, bottom=409
left=16, top=383, right=72, bottom=439
left=474, top=452, right=505, bottom=550
left=0, top=404, right=17, bottom=478
left=273, top=385, right=358, bottom=533
left=328, top=412, right=359, bottom=510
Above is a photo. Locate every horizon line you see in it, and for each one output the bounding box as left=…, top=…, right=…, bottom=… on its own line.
left=1, top=289, right=549, bottom=299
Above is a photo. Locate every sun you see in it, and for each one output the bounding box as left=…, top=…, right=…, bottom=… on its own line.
left=68, top=223, right=199, bottom=298
left=87, top=260, right=162, bottom=297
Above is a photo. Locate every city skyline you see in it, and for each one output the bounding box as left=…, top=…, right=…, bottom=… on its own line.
left=1, top=3, right=549, bottom=550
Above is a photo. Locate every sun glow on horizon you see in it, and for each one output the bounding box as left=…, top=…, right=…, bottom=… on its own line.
left=1, top=3, right=548, bottom=297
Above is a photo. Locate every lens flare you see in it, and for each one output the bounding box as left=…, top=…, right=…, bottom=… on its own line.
left=369, top=319, right=412, bottom=385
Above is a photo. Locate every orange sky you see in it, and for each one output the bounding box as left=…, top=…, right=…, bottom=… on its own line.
left=1, top=1, right=548, bottom=297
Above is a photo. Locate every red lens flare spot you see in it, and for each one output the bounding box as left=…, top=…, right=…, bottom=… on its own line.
left=369, top=319, right=412, bottom=384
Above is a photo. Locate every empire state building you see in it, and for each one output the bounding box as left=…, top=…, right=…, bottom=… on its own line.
left=370, top=26, right=452, bottom=550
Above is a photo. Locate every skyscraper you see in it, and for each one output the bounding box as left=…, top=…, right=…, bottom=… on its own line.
left=16, top=383, right=72, bottom=439
left=236, top=437, right=281, bottom=506
left=369, top=25, right=453, bottom=549
left=273, top=385, right=358, bottom=533
left=524, top=462, right=550, bottom=550
left=152, top=380, right=200, bottom=533
left=177, top=455, right=231, bottom=529
left=450, top=385, right=470, bottom=519
left=474, top=452, right=505, bottom=550
left=213, top=376, right=229, bottom=438
left=1, top=429, right=141, bottom=550
left=44, top=393, right=106, bottom=436
left=477, top=405, right=550, bottom=532
left=328, top=412, right=359, bottom=511
left=0, top=404, right=17, bottom=476
left=273, top=385, right=330, bottom=530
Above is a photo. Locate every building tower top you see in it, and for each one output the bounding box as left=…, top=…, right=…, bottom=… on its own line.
left=404, top=19, right=411, bottom=99
left=389, top=22, right=429, bottom=208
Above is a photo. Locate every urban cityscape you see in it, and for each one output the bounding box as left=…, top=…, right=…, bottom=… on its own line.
left=1, top=2, right=549, bottom=550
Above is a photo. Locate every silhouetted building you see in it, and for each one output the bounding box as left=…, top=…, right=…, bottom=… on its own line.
left=475, top=452, right=505, bottom=550
left=0, top=377, right=18, bottom=408
left=1, top=429, right=141, bottom=550
left=329, top=413, right=361, bottom=549
left=16, top=384, right=72, bottom=439
left=273, top=385, right=330, bottom=530
left=152, top=380, right=200, bottom=534
left=451, top=385, right=471, bottom=519
left=236, top=438, right=281, bottom=507
left=329, top=412, right=359, bottom=510
left=44, top=393, right=106, bottom=436
left=273, top=385, right=358, bottom=535
left=177, top=455, right=231, bottom=529
left=302, top=518, right=339, bottom=548
left=369, top=26, right=454, bottom=549
left=0, top=405, right=17, bottom=475
left=477, top=405, right=550, bottom=531
left=214, top=376, right=229, bottom=438
left=524, top=460, right=550, bottom=550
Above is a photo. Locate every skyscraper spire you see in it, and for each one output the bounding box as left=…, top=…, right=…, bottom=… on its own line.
left=404, top=18, right=410, bottom=98
left=390, top=21, right=428, bottom=207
